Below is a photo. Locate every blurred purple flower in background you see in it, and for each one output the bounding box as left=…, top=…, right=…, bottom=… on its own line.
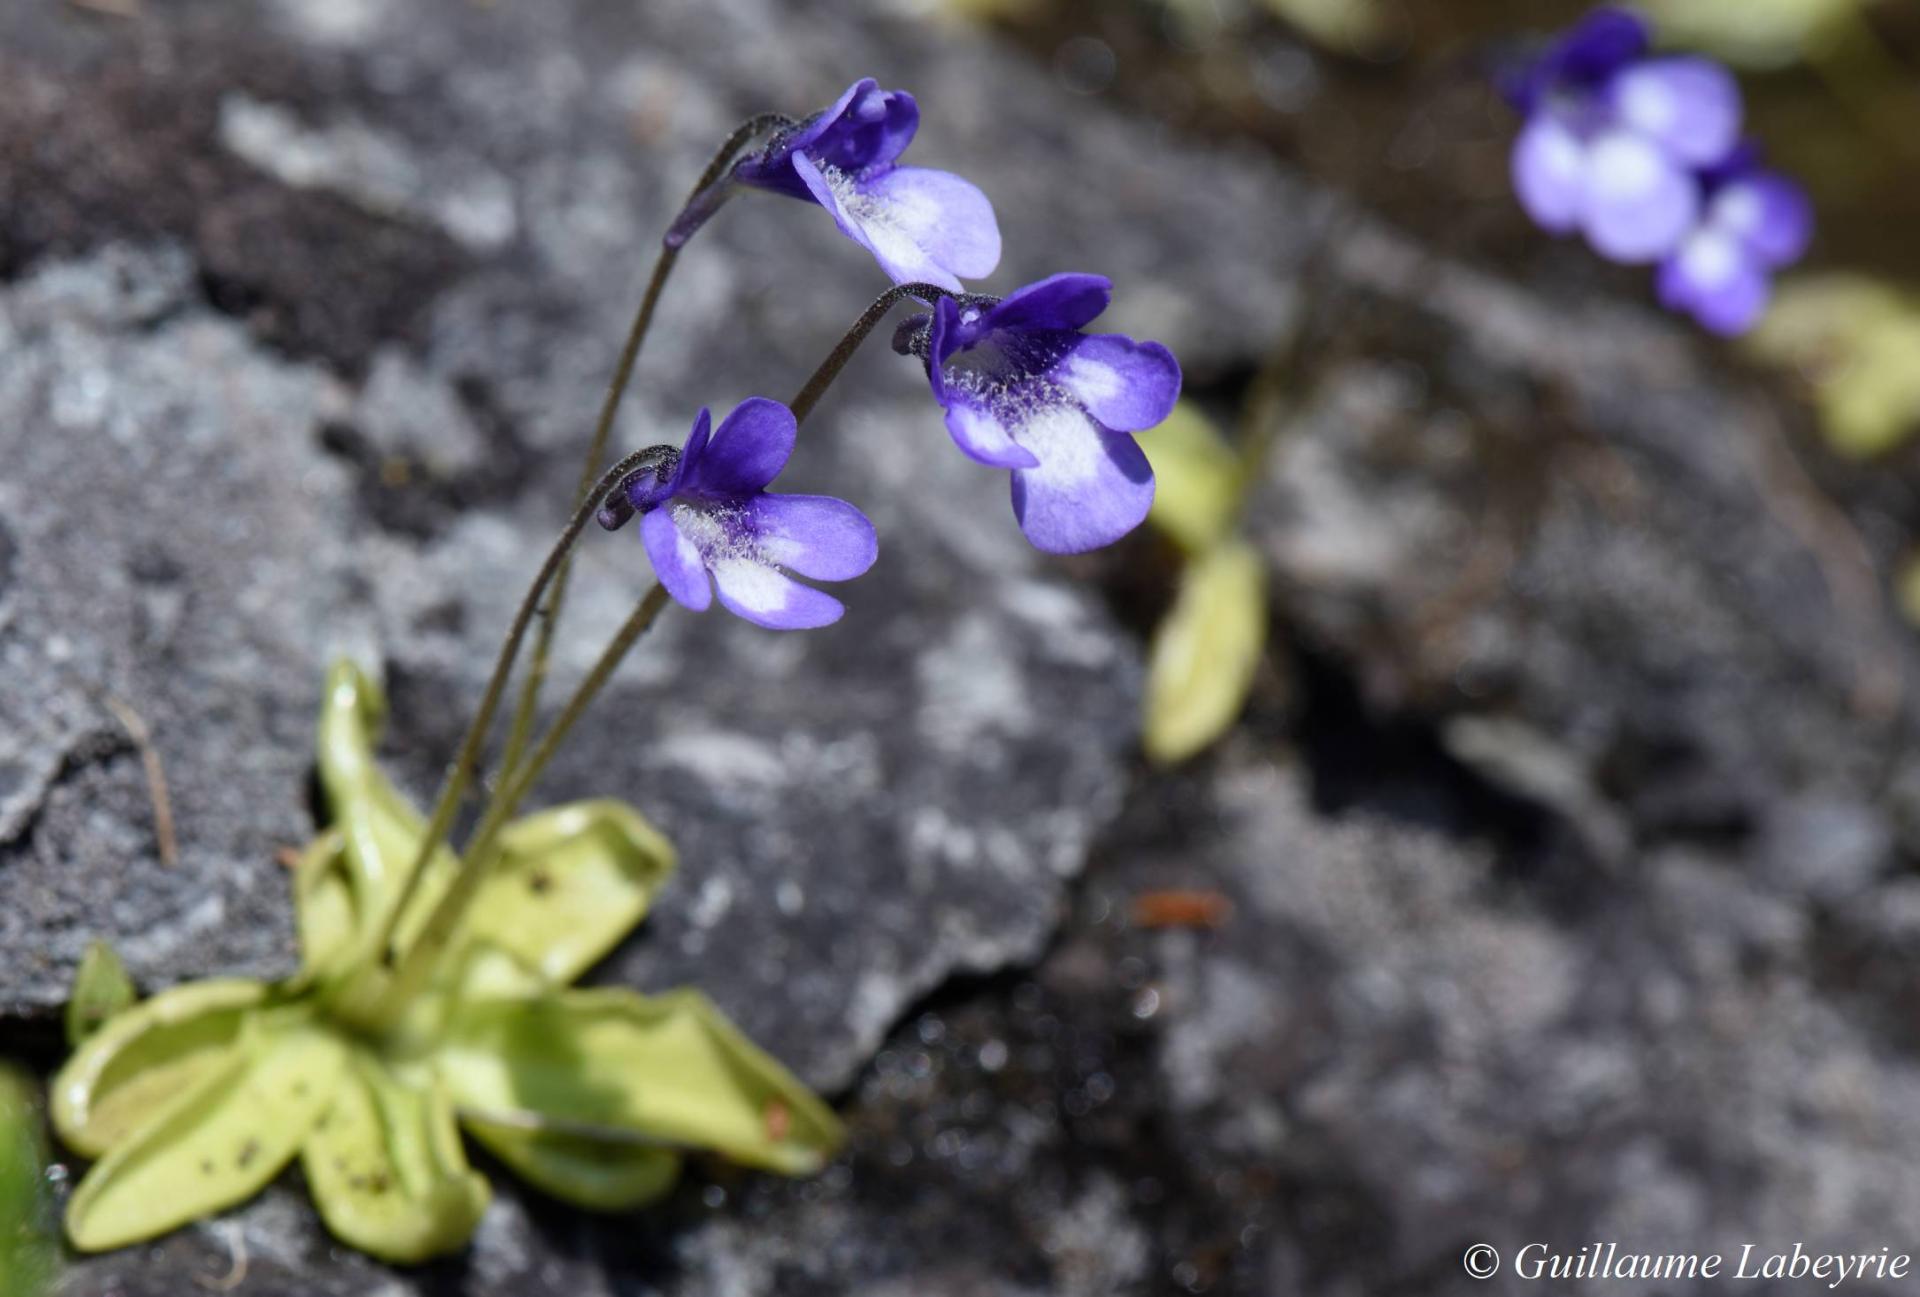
left=1503, top=7, right=1811, bottom=333
left=903, top=273, right=1180, bottom=554
left=670, top=79, right=1001, bottom=292
left=1508, top=7, right=1739, bottom=262
left=1658, top=151, right=1814, bottom=334
left=610, top=399, right=878, bottom=630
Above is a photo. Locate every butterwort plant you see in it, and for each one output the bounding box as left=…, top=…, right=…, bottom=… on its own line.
left=1503, top=6, right=1812, bottom=334
left=51, top=78, right=1179, bottom=1262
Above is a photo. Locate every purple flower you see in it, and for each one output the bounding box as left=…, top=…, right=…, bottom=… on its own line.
left=1657, top=154, right=1812, bottom=335
left=670, top=80, right=1001, bottom=293
left=1509, top=7, right=1742, bottom=263
left=611, top=399, right=878, bottom=630
left=902, top=274, right=1180, bottom=555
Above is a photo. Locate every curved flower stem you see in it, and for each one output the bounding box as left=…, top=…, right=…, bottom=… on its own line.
left=373, top=585, right=671, bottom=1025
left=497, top=112, right=796, bottom=784
left=787, top=282, right=958, bottom=423
left=373, top=448, right=671, bottom=966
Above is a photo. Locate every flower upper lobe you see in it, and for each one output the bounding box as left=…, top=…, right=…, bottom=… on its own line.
left=631, top=400, right=877, bottom=630
left=728, top=79, right=1000, bottom=291
left=920, top=274, right=1180, bottom=554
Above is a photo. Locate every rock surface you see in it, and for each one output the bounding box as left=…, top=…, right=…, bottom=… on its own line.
left=7, top=0, right=1920, bottom=1294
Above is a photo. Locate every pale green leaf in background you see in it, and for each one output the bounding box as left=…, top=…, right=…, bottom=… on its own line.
left=65, top=941, right=136, bottom=1049
left=1896, top=552, right=1920, bottom=629
left=1143, top=401, right=1246, bottom=554
left=1143, top=541, right=1269, bottom=764
left=1747, top=274, right=1920, bottom=457
left=1248, top=0, right=1390, bottom=54
left=1645, top=0, right=1855, bottom=66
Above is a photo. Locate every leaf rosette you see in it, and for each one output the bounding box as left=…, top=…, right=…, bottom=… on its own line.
left=52, top=661, right=840, bottom=1262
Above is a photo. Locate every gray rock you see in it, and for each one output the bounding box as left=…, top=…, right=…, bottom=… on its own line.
left=0, top=245, right=359, bottom=1009
left=1066, top=757, right=1920, bottom=1294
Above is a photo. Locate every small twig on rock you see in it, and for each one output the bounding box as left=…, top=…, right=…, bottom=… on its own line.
left=102, top=696, right=178, bottom=868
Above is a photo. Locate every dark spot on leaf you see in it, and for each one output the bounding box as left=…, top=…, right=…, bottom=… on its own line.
left=528, top=868, right=553, bottom=895
left=368, top=1170, right=391, bottom=1195
left=200, top=1159, right=214, bottom=1176
left=236, top=1138, right=260, bottom=1170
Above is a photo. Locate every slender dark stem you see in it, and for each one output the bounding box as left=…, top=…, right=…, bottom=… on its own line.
left=788, top=283, right=957, bottom=423
left=497, top=112, right=795, bottom=783
left=374, top=449, right=666, bottom=963
left=375, top=586, right=671, bottom=1021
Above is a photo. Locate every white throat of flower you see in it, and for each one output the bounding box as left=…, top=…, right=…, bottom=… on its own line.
left=818, top=163, right=939, bottom=271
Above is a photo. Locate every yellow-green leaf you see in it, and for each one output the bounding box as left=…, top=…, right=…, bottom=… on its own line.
left=436, top=988, right=841, bottom=1177
left=315, top=661, right=459, bottom=960
left=1143, top=541, right=1268, bottom=764
left=64, top=941, right=136, bottom=1049
left=460, top=1112, right=680, bottom=1211
left=291, top=830, right=357, bottom=987
left=1747, top=274, right=1920, bottom=457
left=301, top=1052, right=489, bottom=1263
left=52, top=979, right=266, bottom=1160
left=65, top=1017, right=344, bottom=1252
left=1142, top=402, right=1245, bottom=554
left=467, top=800, right=676, bottom=988
left=448, top=940, right=549, bottom=1003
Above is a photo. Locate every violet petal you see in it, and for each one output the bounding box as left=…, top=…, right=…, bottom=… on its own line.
left=746, top=494, right=879, bottom=582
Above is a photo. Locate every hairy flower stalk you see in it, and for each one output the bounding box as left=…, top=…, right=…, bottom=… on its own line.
left=394, top=112, right=793, bottom=966
left=496, top=113, right=795, bottom=813
left=371, top=584, right=673, bottom=1027
left=789, top=281, right=960, bottom=421
left=369, top=445, right=681, bottom=972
